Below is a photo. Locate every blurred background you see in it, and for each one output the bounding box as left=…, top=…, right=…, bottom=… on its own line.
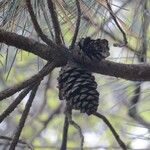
left=0, top=0, right=150, bottom=149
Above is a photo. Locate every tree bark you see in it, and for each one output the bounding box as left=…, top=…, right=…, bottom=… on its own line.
left=0, top=29, right=150, bottom=81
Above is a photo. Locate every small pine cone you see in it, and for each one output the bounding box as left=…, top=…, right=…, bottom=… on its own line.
left=78, top=37, right=110, bottom=61
left=58, top=65, right=99, bottom=115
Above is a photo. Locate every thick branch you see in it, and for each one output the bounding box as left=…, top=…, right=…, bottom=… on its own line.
left=0, top=29, right=68, bottom=65
left=0, top=29, right=150, bottom=81
left=84, top=60, right=150, bottom=81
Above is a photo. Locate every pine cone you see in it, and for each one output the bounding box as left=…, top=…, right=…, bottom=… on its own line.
left=78, top=37, right=110, bottom=61
left=58, top=65, right=99, bottom=115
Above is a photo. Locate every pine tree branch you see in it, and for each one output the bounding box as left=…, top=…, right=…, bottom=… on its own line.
left=70, top=0, right=81, bottom=49
left=30, top=104, right=62, bottom=142
left=0, top=29, right=68, bottom=65
left=84, top=59, right=150, bottom=81
left=60, top=115, right=69, bottom=150
left=102, top=0, right=131, bottom=31
left=47, top=0, right=62, bottom=44
left=0, top=29, right=150, bottom=81
left=0, top=62, right=56, bottom=100
left=0, top=29, right=53, bottom=60
left=128, top=84, right=150, bottom=129
left=94, top=112, right=127, bottom=150
left=38, top=74, right=52, bottom=114
left=84, top=14, right=139, bottom=55
left=0, top=136, right=32, bottom=149
left=0, top=86, right=32, bottom=123
left=69, top=119, right=84, bottom=150
left=105, top=0, right=127, bottom=47
left=26, top=0, right=53, bottom=46
left=9, top=84, right=39, bottom=150
left=66, top=105, right=84, bottom=150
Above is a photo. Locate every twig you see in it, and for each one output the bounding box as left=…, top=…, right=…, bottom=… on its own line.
left=105, top=0, right=127, bottom=47
left=40, top=2, right=55, bottom=40
left=60, top=115, right=69, bottom=150
left=83, top=14, right=139, bottom=55
left=66, top=106, right=84, bottom=150
left=102, top=0, right=131, bottom=31
left=41, top=104, right=62, bottom=128
left=47, top=0, right=62, bottom=44
left=94, top=112, right=127, bottom=150
left=139, top=0, right=148, bottom=62
left=0, top=86, right=32, bottom=123
left=30, top=104, right=62, bottom=142
left=0, top=62, right=56, bottom=100
left=26, top=0, right=53, bottom=46
left=69, top=120, right=84, bottom=150
left=38, top=74, right=52, bottom=114
left=9, top=84, right=39, bottom=150
left=70, top=0, right=81, bottom=49
left=128, top=83, right=141, bottom=118
left=0, top=136, right=33, bottom=150
left=128, top=84, right=150, bottom=129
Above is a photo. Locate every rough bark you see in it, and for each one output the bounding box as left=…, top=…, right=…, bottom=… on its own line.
left=0, top=29, right=150, bottom=81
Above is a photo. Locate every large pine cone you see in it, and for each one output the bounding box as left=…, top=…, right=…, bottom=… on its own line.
left=58, top=65, right=99, bottom=115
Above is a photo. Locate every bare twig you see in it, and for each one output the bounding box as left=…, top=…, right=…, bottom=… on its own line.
left=26, top=0, right=54, bottom=46
left=94, top=112, right=127, bottom=150
left=0, top=136, right=33, bottom=150
left=47, top=0, right=62, bottom=44
left=0, top=86, right=32, bottom=123
left=38, top=74, right=52, bottom=114
left=139, top=0, right=149, bottom=62
left=105, top=0, right=128, bottom=47
left=101, top=0, right=131, bottom=31
left=41, top=104, right=62, bottom=128
left=40, top=2, right=55, bottom=40
left=0, top=62, right=56, bottom=100
left=128, top=84, right=150, bottom=129
left=66, top=106, right=84, bottom=150
left=60, top=115, right=69, bottom=150
left=70, top=0, right=81, bottom=49
left=30, top=104, right=62, bottom=142
left=69, top=120, right=84, bottom=150
left=9, top=84, right=39, bottom=150
left=83, top=14, right=139, bottom=55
